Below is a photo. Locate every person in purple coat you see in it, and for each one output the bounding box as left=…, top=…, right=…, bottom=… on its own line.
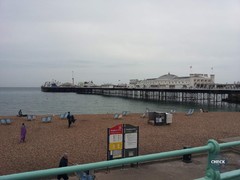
left=20, top=123, right=27, bottom=143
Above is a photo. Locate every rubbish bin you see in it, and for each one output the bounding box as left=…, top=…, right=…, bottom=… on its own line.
left=182, top=146, right=192, bottom=163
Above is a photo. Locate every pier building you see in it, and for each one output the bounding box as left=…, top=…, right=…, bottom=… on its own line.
left=129, top=73, right=215, bottom=89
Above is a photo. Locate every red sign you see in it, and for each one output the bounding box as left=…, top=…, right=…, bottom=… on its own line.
left=109, top=124, right=123, bottom=135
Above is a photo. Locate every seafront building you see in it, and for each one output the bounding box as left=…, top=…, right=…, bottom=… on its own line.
left=129, top=73, right=215, bottom=89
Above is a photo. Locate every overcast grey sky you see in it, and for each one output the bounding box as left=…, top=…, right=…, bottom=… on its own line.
left=0, top=0, right=239, bottom=87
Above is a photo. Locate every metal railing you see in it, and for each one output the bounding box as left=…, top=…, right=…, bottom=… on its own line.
left=1, top=139, right=240, bottom=180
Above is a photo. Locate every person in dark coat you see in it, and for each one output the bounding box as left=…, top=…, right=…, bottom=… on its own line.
left=18, top=109, right=27, bottom=117
left=71, top=115, right=76, bottom=124
left=67, top=112, right=72, bottom=128
left=18, top=109, right=23, bottom=116
left=57, top=153, right=69, bottom=180
left=67, top=112, right=76, bottom=128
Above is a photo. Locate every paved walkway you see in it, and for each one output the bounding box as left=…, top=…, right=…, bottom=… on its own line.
left=63, top=151, right=240, bottom=180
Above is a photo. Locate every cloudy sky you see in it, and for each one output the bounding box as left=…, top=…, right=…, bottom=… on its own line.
left=0, top=0, right=239, bottom=87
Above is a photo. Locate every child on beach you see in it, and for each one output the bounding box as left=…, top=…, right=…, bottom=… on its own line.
left=20, top=123, right=27, bottom=143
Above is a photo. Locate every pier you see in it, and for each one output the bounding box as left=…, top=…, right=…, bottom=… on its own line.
left=41, top=86, right=240, bottom=104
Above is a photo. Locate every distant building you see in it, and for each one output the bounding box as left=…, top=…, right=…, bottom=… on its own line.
left=61, top=82, right=75, bottom=87
left=128, top=79, right=140, bottom=88
left=129, top=73, right=215, bottom=89
left=101, top=83, right=114, bottom=88
left=115, top=83, right=128, bottom=88
left=78, top=81, right=96, bottom=87
left=42, top=80, right=61, bottom=87
left=100, top=83, right=127, bottom=88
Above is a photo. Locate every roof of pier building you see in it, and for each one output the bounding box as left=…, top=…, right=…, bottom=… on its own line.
left=144, top=73, right=187, bottom=82
left=134, top=73, right=215, bottom=85
left=158, top=73, right=178, bottom=80
left=145, top=78, right=157, bottom=81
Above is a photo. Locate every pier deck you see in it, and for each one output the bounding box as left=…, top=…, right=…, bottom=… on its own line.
left=41, top=86, right=240, bottom=104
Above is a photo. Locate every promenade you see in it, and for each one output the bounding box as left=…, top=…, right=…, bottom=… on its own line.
left=95, top=151, right=240, bottom=180
left=55, top=150, right=240, bottom=180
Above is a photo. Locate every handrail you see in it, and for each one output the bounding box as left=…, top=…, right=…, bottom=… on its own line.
left=0, top=139, right=240, bottom=180
left=221, top=169, right=240, bottom=180
left=196, top=169, right=240, bottom=180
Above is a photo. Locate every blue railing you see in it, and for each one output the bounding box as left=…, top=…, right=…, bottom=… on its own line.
left=1, top=139, right=240, bottom=180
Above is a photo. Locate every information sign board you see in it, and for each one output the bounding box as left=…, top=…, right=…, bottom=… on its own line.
left=107, top=124, right=123, bottom=160
left=107, top=124, right=139, bottom=161
left=124, top=124, right=139, bottom=158
left=125, top=133, right=137, bottom=149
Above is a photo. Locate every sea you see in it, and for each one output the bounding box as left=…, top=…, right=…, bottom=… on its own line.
left=0, top=87, right=239, bottom=116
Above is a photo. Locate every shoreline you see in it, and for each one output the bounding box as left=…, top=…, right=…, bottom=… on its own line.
left=1, top=112, right=240, bottom=175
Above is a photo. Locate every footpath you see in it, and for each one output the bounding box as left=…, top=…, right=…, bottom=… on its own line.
left=63, top=151, right=240, bottom=180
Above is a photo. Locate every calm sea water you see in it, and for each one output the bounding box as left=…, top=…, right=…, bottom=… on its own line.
left=0, top=87, right=239, bottom=116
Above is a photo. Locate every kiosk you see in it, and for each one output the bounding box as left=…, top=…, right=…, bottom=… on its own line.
left=148, top=112, right=172, bottom=126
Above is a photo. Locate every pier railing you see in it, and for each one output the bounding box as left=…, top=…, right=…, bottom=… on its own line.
left=1, top=139, right=240, bottom=180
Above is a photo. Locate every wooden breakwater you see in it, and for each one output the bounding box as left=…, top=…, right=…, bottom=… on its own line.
left=41, top=86, right=240, bottom=104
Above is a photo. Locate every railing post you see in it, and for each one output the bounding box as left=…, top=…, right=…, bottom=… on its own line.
left=205, top=139, right=221, bottom=180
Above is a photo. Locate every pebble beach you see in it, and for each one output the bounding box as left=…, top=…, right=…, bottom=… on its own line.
left=0, top=112, right=240, bottom=176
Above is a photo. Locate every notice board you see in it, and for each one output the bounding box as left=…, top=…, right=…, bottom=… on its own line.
left=107, top=124, right=139, bottom=160
left=107, top=124, right=123, bottom=160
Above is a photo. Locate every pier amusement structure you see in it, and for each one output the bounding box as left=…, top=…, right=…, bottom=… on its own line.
left=41, top=73, right=240, bottom=105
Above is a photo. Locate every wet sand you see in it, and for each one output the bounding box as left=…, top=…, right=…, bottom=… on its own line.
left=0, top=112, right=240, bottom=175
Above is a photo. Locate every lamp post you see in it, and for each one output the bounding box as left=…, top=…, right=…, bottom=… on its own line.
left=72, top=71, right=74, bottom=86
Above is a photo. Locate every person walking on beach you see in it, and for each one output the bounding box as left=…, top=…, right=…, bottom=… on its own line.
left=57, top=153, right=69, bottom=180
left=20, top=123, right=27, bottom=143
left=67, top=112, right=72, bottom=128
